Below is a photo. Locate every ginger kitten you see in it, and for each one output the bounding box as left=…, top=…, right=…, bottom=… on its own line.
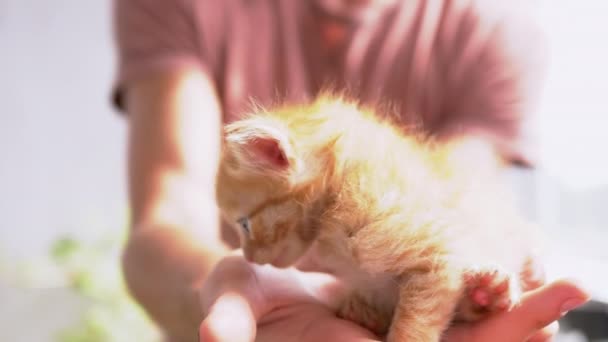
left=215, top=96, right=540, bottom=341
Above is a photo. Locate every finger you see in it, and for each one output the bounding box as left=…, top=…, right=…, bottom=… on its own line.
left=470, top=278, right=590, bottom=342
left=290, top=269, right=346, bottom=310
left=244, top=264, right=345, bottom=310
left=199, top=292, right=257, bottom=342
left=199, top=256, right=267, bottom=342
left=526, top=321, right=559, bottom=342
left=201, top=256, right=267, bottom=315
left=508, top=279, right=589, bottom=333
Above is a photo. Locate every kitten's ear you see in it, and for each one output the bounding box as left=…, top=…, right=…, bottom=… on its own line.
left=224, top=119, right=294, bottom=173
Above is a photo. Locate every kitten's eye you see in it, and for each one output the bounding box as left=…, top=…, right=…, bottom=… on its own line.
left=237, top=217, right=251, bottom=235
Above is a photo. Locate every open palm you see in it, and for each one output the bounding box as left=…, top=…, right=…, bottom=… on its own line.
left=199, top=255, right=589, bottom=342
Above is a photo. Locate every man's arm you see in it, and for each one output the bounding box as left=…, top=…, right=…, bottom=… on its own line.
left=122, top=66, right=228, bottom=341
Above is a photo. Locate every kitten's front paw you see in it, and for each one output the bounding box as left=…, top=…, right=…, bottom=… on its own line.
left=338, top=293, right=390, bottom=335
left=456, top=265, right=521, bottom=321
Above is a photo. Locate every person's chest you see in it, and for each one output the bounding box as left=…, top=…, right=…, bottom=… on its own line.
left=210, top=0, right=446, bottom=130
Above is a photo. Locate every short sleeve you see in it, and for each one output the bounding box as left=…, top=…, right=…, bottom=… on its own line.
left=436, top=1, right=547, bottom=167
left=111, top=0, right=208, bottom=110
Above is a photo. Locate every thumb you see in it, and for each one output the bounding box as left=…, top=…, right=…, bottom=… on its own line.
left=473, top=278, right=590, bottom=342
left=198, top=256, right=267, bottom=342
left=199, top=291, right=257, bottom=342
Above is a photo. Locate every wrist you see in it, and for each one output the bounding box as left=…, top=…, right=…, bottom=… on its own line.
left=122, top=225, right=229, bottom=340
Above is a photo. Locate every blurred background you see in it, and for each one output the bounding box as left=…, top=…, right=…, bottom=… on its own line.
left=0, top=0, right=606, bottom=341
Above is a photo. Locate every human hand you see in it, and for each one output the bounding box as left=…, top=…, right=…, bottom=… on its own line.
left=444, top=278, right=590, bottom=342
left=198, top=254, right=590, bottom=342
left=198, top=253, right=377, bottom=342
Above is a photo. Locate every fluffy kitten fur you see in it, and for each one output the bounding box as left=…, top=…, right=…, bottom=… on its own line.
left=215, top=96, right=539, bottom=341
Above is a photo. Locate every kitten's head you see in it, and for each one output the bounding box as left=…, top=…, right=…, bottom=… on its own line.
left=216, top=116, right=324, bottom=268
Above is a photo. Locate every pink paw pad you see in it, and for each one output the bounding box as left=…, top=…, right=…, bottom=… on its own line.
left=464, top=268, right=516, bottom=312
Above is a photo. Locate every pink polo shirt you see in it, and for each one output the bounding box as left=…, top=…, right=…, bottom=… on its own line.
left=113, top=0, right=546, bottom=166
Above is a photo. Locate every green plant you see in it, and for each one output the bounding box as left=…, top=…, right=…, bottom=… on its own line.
left=50, top=233, right=161, bottom=342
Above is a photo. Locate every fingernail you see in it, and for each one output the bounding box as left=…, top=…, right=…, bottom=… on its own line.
left=560, top=297, right=587, bottom=314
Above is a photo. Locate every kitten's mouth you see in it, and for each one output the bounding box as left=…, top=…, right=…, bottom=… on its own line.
left=269, top=246, right=296, bottom=268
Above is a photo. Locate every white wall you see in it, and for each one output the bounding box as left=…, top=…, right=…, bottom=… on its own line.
left=532, top=0, right=608, bottom=303
left=0, top=0, right=127, bottom=259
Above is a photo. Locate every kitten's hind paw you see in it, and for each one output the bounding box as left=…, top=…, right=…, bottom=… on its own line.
left=455, top=265, right=521, bottom=321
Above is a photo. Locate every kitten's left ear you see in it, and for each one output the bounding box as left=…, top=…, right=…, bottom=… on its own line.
left=224, top=119, right=296, bottom=174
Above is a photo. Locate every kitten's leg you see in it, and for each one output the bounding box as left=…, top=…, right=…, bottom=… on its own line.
left=386, top=273, right=461, bottom=342
left=455, top=265, right=521, bottom=322
left=338, top=291, right=392, bottom=336
left=348, top=214, right=464, bottom=341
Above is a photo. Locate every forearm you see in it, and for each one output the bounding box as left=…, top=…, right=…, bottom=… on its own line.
left=123, top=224, right=229, bottom=341
left=121, top=68, right=227, bottom=340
